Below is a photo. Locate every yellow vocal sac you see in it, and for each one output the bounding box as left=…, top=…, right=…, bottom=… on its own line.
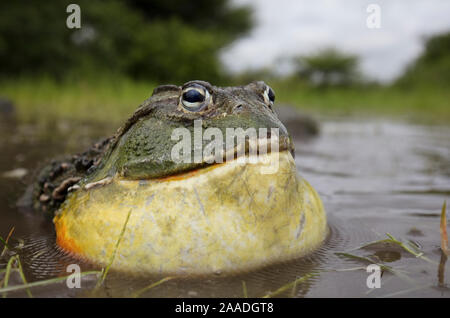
left=54, top=151, right=327, bottom=275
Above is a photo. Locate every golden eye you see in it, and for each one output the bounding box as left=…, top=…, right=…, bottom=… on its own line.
left=180, top=84, right=210, bottom=112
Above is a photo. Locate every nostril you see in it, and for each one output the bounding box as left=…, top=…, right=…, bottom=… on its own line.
left=234, top=104, right=244, bottom=111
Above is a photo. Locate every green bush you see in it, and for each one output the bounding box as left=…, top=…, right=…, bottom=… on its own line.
left=0, top=0, right=252, bottom=82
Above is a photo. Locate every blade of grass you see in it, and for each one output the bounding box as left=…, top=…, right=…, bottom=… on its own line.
left=242, top=281, right=248, bottom=298
left=131, top=277, right=174, bottom=298
left=335, top=252, right=392, bottom=272
left=385, top=233, right=436, bottom=264
left=330, top=266, right=367, bottom=272
left=379, top=284, right=432, bottom=298
left=0, top=237, right=10, bottom=251
left=1, top=227, right=15, bottom=257
left=348, top=233, right=436, bottom=265
left=96, top=209, right=132, bottom=288
left=3, top=256, right=16, bottom=286
left=438, top=251, right=447, bottom=287
left=347, top=238, right=394, bottom=252
left=0, top=271, right=101, bottom=294
left=2, top=256, right=16, bottom=298
left=335, top=252, right=415, bottom=284
left=440, top=201, right=448, bottom=256
left=16, top=256, right=32, bottom=298
left=262, top=273, right=316, bottom=298
left=290, top=277, right=299, bottom=297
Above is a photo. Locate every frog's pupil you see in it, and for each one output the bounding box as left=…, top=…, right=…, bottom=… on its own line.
left=268, top=88, right=275, bottom=102
left=183, top=90, right=205, bottom=103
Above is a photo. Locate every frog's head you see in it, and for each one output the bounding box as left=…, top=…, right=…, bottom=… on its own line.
left=85, top=80, right=294, bottom=183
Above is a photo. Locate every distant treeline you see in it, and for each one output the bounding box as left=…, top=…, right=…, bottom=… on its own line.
left=1, top=1, right=448, bottom=88
left=0, top=0, right=252, bottom=83
left=395, top=32, right=450, bottom=89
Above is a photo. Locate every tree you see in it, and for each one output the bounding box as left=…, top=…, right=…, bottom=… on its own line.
left=294, top=48, right=360, bottom=87
left=0, top=0, right=253, bottom=83
left=124, top=0, right=252, bottom=44
left=396, top=32, right=450, bottom=88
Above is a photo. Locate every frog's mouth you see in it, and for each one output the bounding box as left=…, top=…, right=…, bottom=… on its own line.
left=150, top=134, right=295, bottom=182
left=116, top=133, right=295, bottom=181
left=82, top=130, right=294, bottom=188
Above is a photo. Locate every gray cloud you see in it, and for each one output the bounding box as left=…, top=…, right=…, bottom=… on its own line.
left=221, top=0, right=450, bottom=82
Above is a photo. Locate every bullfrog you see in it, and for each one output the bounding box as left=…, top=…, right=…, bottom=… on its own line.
left=32, top=80, right=327, bottom=274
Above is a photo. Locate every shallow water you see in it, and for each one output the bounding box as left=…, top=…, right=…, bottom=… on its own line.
left=0, top=117, right=449, bottom=297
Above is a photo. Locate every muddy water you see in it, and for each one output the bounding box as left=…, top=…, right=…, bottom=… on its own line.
left=0, top=117, right=449, bottom=297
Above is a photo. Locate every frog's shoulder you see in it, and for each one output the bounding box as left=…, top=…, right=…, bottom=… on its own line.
left=31, top=137, right=112, bottom=214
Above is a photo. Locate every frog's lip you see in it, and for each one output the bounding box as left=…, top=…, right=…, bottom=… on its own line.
left=203, top=134, right=294, bottom=163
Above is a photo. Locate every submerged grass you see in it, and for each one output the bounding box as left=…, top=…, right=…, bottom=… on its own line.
left=335, top=213, right=450, bottom=295
left=131, top=277, right=174, bottom=298
left=261, top=273, right=317, bottom=298
left=347, top=232, right=436, bottom=264
left=334, top=230, right=440, bottom=286
left=335, top=252, right=415, bottom=285
left=0, top=271, right=101, bottom=294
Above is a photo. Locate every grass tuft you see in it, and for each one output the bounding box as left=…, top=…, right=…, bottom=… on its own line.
left=440, top=201, right=449, bottom=256
left=1, top=255, right=32, bottom=297
left=96, top=209, right=132, bottom=288
left=348, top=232, right=436, bottom=265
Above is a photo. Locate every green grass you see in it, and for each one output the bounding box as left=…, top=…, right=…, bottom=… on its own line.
left=1, top=77, right=449, bottom=125
left=0, top=77, right=156, bottom=125
left=272, top=79, right=450, bottom=124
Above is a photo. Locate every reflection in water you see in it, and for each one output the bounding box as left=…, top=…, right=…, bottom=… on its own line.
left=0, top=118, right=449, bottom=297
left=438, top=253, right=447, bottom=288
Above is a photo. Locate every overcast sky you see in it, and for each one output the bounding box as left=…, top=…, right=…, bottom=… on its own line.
left=221, top=0, right=450, bottom=82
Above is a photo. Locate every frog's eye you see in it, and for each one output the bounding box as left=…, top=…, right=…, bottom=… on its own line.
left=263, top=86, right=275, bottom=107
left=180, top=84, right=210, bottom=112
